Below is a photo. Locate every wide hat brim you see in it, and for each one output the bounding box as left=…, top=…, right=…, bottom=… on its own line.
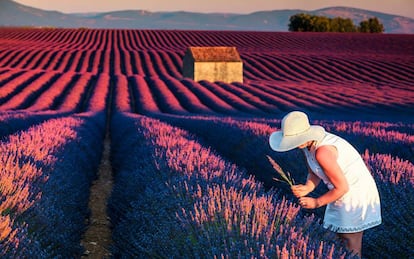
left=269, top=125, right=325, bottom=152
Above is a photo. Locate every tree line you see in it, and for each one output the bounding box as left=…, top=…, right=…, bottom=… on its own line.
left=288, top=13, right=384, bottom=33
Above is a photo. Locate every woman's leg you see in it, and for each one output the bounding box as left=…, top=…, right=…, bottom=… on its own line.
left=337, top=231, right=363, bottom=257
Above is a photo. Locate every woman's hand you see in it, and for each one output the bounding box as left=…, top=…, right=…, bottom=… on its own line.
left=299, top=197, right=320, bottom=209
left=292, top=185, right=320, bottom=209
left=291, top=184, right=312, bottom=198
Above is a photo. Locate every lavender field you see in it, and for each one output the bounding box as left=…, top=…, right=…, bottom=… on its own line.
left=0, top=28, right=413, bottom=258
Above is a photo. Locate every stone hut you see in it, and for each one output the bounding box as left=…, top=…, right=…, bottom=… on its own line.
left=182, top=46, right=243, bottom=83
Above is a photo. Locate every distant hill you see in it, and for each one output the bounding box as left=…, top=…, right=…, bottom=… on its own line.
left=1, top=0, right=413, bottom=33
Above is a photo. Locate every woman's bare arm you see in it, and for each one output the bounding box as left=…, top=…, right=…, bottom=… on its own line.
left=314, top=145, right=349, bottom=207
left=306, top=170, right=321, bottom=191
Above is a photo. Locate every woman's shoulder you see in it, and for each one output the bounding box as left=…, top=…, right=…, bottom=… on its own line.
left=315, top=145, right=338, bottom=159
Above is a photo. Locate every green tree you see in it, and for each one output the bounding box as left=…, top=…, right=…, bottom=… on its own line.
left=313, top=16, right=331, bottom=32
left=359, top=17, right=384, bottom=33
left=329, top=17, right=357, bottom=32
left=288, top=13, right=385, bottom=33
left=288, top=13, right=314, bottom=32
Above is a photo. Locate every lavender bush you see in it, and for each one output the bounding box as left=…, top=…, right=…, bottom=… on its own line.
left=158, top=115, right=413, bottom=258
left=0, top=111, right=105, bottom=258
left=0, top=111, right=69, bottom=140
left=109, top=112, right=350, bottom=258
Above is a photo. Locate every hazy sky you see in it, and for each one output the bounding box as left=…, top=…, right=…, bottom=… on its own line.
left=13, top=0, right=414, bottom=19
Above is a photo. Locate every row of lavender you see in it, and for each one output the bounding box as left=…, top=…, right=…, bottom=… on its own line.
left=1, top=109, right=411, bottom=257
left=0, top=111, right=106, bottom=258
left=0, top=111, right=65, bottom=140
left=0, top=70, right=110, bottom=113
left=2, top=28, right=413, bottom=116
left=2, top=29, right=413, bottom=83
left=108, top=112, right=352, bottom=258
left=156, top=114, right=413, bottom=258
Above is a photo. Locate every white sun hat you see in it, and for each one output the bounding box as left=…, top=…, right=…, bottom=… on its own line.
left=269, top=111, right=325, bottom=152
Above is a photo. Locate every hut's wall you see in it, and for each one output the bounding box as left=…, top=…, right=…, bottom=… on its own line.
left=182, top=46, right=243, bottom=83
left=182, top=54, right=195, bottom=79
left=193, top=62, right=243, bottom=83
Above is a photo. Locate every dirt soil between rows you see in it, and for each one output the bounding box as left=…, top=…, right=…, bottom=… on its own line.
left=80, top=136, right=113, bottom=258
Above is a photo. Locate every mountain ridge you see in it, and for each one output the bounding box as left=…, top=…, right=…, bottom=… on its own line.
left=1, top=0, right=413, bottom=33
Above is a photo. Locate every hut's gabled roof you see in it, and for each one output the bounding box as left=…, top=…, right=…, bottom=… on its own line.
left=186, top=46, right=242, bottom=62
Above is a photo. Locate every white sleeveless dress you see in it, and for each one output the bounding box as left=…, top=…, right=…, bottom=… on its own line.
left=303, top=132, right=382, bottom=233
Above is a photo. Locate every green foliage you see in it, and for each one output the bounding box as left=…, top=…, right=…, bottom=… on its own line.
left=289, top=13, right=314, bottom=32
left=329, top=17, right=357, bottom=32
left=313, top=16, right=331, bottom=32
left=359, top=17, right=385, bottom=33
left=1, top=207, right=15, bottom=217
left=288, top=13, right=384, bottom=33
